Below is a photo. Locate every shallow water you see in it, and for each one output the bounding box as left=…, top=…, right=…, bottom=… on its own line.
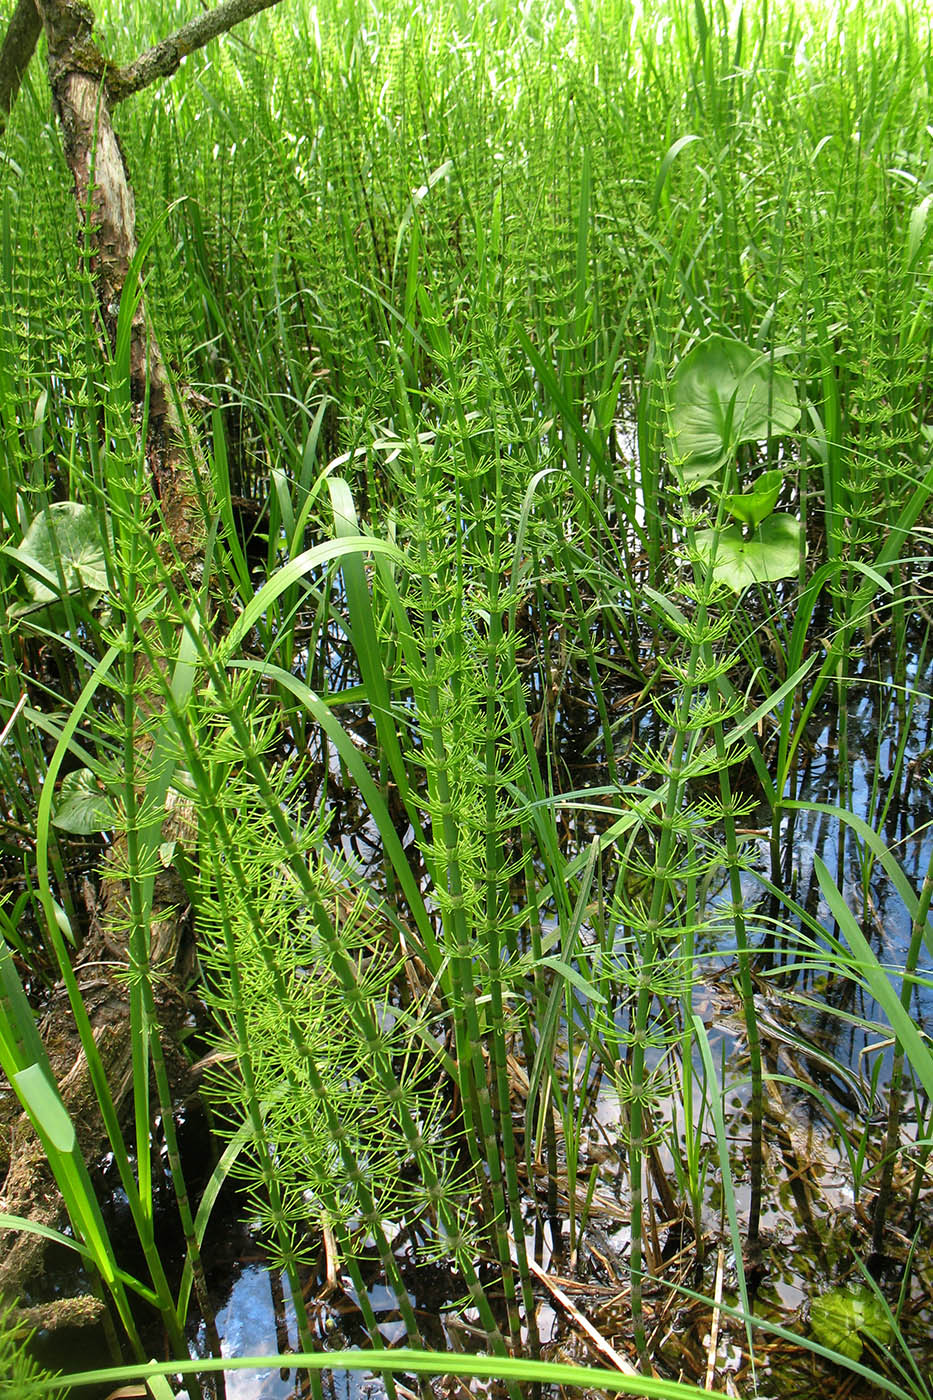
left=26, top=625, right=933, bottom=1399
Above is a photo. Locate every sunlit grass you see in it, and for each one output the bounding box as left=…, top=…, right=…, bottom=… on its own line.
left=1, top=0, right=932, bottom=1394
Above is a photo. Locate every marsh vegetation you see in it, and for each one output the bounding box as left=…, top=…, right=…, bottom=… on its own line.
left=1, top=0, right=933, bottom=1395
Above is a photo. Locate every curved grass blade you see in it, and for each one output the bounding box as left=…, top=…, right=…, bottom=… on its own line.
left=813, top=855, right=933, bottom=1104
left=228, top=658, right=441, bottom=976
left=37, top=1347, right=737, bottom=1398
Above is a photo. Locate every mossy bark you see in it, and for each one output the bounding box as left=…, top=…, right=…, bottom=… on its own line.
left=0, top=0, right=40, bottom=130
left=36, top=0, right=205, bottom=572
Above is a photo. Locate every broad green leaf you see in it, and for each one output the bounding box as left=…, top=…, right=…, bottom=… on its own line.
left=0, top=1212, right=91, bottom=1258
left=13, top=1063, right=76, bottom=1153
left=144, top=1370, right=177, bottom=1400
left=667, top=335, right=800, bottom=477
left=810, top=1287, right=893, bottom=1361
left=722, top=468, right=783, bottom=528
left=17, top=502, right=110, bottom=603
left=694, top=514, right=802, bottom=592
left=52, top=767, right=114, bottom=834
left=221, top=535, right=405, bottom=659
left=393, top=157, right=454, bottom=278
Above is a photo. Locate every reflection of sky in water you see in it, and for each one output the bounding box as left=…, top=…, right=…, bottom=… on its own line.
left=584, top=638, right=933, bottom=1086
left=699, top=642, right=933, bottom=1081
left=178, top=1266, right=387, bottom=1400
left=178, top=1266, right=294, bottom=1400
left=218, top=1268, right=291, bottom=1400
left=780, top=650, right=933, bottom=1025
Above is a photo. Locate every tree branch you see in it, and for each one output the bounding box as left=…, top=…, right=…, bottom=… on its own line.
left=0, top=0, right=41, bottom=132
left=107, top=0, right=283, bottom=105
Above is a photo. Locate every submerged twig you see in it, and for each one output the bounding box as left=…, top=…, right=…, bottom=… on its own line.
left=525, top=1254, right=638, bottom=1376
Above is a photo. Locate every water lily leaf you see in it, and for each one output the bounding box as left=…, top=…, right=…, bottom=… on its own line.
left=17, top=502, right=110, bottom=604
left=810, top=1286, right=894, bottom=1361
left=722, top=468, right=783, bottom=528
left=53, top=768, right=114, bottom=834
left=666, top=335, right=800, bottom=479
left=694, top=514, right=802, bottom=593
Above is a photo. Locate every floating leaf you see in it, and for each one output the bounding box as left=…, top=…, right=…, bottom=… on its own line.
left=53, top=768, right=114, bottom=834
left=666, top=335, right=800, bottom=479
left=722, top=468, right=783, bottom=528
left=810, top=1286, right=894, bottom=1361
left=17, top=502, right=110, bottom=604
left=694, top=514, right=802, bottom=593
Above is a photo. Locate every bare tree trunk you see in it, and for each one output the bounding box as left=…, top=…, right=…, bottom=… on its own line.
left=107, top=0, right=282, bottom=104
left=37, top=0, right=205, bottom=567
left=0, top=0, right=40, bottom=131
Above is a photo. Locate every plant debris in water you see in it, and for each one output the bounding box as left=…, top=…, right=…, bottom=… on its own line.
left=1, top=0, right=933, bottom=1397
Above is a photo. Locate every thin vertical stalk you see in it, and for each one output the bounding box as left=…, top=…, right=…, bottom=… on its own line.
left=871, top=842, right=933, bottom=1255
left=707, top=675, right=763, bottom=1253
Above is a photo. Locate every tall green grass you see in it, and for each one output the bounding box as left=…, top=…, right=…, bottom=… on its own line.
left=1, top=0, right=933, bottom=1395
